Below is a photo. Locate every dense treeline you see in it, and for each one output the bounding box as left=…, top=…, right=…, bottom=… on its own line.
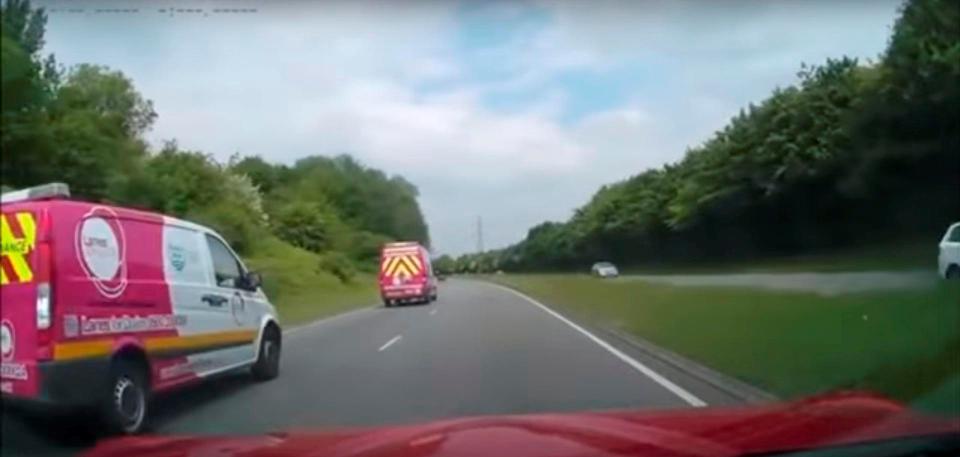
left=449, top=0, right=959, bottom=274
left=0, top=0, right=429, bottom=280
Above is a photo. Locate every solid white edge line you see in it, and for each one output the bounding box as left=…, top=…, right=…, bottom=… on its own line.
left=378, top=334, right=403, bottom=352
left=487, top=283, right=708, bottom=407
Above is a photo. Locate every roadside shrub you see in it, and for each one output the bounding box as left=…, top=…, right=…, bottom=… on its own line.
left=222, top=172, right=269, bottom=225
left=318, top=251, right=356, bottom=284
left=347, top=230, right=392, bottom=270
left=272, top=201, right=332, bottom=253
left=144, top=146, right=224, bottom=217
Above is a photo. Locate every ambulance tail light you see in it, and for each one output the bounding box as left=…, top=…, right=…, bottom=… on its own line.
left=37, top=283, right=51, bottom=330
left=35, top=234, right=54, bottom=359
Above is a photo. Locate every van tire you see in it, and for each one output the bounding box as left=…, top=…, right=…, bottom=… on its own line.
left=947, top=265, right=960, bottom=280
left=252, top=326, right=281, bottom=381
left=101, top=359, right=150, bottom=435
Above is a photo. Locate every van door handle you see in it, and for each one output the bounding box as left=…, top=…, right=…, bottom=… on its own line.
left=202, top=294, right=228, bottom=307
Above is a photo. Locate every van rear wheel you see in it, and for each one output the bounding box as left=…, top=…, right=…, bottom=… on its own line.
left=101, top=359, right=149, bottom=435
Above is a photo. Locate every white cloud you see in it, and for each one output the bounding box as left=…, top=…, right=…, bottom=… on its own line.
left=402, top=57, right=461, bottom=83
left=44, top=1, right=588, bottom=181
left=534, top=0, right=899, bottom=103
left=299, top=82, right=588, bottom=180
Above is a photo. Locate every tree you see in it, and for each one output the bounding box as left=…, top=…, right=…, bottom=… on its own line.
left=1, top=0, right=48, bottom=55
left=2, top=12, right=155, bottom=200
left=54, top=64, right=156, bottom=138
left=1, top=0, right=60, bottom=188
left=0, top=0, right=434, bottom=280
left=279, top=154, right=430, bottom=246
left=346, top=230, right=392, bottom=267
left=231, top=155, right=285, bottom=194
left=272, top=201, right=335, bottom=253
left=502, top=0, right=958, bottom=270
left=883, top=0, right=960, bottom=109
left=433, top=255, right=455, bottom=274
left=141, top=144, right=223, bottom=216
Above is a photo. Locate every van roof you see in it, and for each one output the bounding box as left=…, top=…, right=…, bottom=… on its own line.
left=2, top=197, right=209, bottom=234
left=1, top=183, right=70, bottom=204
left=382, top=242, right=425, bottom=257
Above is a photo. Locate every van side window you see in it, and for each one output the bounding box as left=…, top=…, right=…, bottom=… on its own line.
left=205, top=234, right=243, bottom=288
left=950, top=226, right=960, bottom=243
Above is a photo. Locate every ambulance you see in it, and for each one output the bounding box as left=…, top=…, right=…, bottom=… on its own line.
left=379, top=242, right=437, bottom=307
left=0, top=183, right=282, bottom=434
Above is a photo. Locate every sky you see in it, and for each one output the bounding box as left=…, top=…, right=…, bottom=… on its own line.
left=37, top=0, right=902, bottom=256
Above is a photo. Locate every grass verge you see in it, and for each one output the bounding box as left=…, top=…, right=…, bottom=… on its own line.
left=245, top=236, right=379, bottom=326
left=489, top=274, right=960, bottom=415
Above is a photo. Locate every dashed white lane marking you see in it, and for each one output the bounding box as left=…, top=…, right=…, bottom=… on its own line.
left=486, top=283, right=707, bottom=407
left=429, top=308, right=438, bottom=316
left=379, top=335, right=403, bottom=352
left=285, top=304, right=380, bottom=337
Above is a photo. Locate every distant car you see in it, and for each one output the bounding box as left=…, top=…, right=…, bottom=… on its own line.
left=591, top=262, right=619, bottom=278
left=938, top=222, right=960, bottom=279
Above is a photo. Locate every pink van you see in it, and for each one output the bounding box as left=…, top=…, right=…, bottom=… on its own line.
left=0, top=183, right=282, bottom=434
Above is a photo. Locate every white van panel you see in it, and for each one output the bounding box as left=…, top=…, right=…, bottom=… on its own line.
left=162, top=222, right=229, bottom=335
left=187, top=345, right=257, bottom=378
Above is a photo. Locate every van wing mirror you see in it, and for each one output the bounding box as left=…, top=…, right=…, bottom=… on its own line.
left=242, top=271, right=262, bottom=291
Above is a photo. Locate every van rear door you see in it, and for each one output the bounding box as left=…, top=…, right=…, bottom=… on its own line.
left=1, top=205, right=44, bottom=397
left=379, top=244, right=430, bottom=301
left=380, top=245, right=425, bottom=285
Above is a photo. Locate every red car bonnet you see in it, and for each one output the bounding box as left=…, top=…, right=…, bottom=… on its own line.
left=82, top=392, right=960, bottom=457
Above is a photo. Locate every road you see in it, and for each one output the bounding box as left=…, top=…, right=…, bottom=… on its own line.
left=2, top=279, right=740, bottom=457
left=623, top=270, right=937, bottom=295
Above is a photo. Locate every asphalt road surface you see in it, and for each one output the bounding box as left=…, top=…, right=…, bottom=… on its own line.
left=2, top=279, right=741, bottom=457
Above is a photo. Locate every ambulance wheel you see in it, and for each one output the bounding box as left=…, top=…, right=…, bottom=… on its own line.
left=102, top=358, right=149, bottom=435
left=252, top=325, right=281, bottom=381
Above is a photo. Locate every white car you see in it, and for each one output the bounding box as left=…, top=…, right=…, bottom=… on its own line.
left=591, top=262, right=619, bottom=278
left=939, top=222, right=960, bottom=279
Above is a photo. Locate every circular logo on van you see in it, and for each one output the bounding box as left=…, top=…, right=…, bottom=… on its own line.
left=75, top=207, right=128, bottom=299
left=1, top=321, right=13, bottom=361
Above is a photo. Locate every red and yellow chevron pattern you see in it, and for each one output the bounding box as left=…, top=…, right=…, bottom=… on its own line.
left=381, top=251, right=423, bottom=277
left=0, top=211, right=36, bottom=285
